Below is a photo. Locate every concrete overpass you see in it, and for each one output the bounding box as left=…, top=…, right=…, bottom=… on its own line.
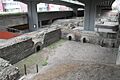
left=14, top=0, right=115, bottom=31
left=14, top=0, right=84, bottom=31
left=76, top=0, right=115, bottom=31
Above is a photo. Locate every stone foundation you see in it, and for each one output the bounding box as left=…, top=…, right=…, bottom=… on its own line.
left=51, top=17, right=120, bottom=48
left=61, top=30, right=119, bottom=48
left=44, top=29, right=61, bottom=47
left=0, top=38, right=34, bottom=64
left=0, top=28, right=61, bottom=64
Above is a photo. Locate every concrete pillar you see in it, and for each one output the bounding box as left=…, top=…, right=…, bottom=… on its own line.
left=96, top=6, right=102, bottom=18
left=84, top=0, right=96, bottom=31
left=73, top=9, right=78, bottom=17
left=27, top=1, right=39, bottom=31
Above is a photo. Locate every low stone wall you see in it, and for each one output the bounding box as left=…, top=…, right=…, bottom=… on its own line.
left=44, top=29, right=61, bottom=47
left=51, top=17, right=119, bottom=48
left=0, top=28, right=61, bottom=64
left=61, top=29, right=119, bottom=48
left=80, top=31, right=119, bottom=48
left=0, top=38, right=34, bottom=64
left=0, top=58, right=19, bottom=80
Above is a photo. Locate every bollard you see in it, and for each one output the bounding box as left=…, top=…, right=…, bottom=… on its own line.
left=36, top=64, right=39, bottom=73
left=24, top=64, right=27, bottom=75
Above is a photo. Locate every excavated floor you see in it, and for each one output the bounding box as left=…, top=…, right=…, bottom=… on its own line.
left=47, top=41, right=118, bottom=65
left=17, top=40, right=119, bottom=80
left=31, top=62, right=120, bottom=80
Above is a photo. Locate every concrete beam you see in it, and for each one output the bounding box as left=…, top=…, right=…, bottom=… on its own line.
left=39, top=0, right=84, bottom=9
left=15, top=0, right=84, bottom=9
left=27, top=1, right=39, bottom=31
left=77, top=0, right=115, bottom=4
left=84, top=0, right=96, bottom=31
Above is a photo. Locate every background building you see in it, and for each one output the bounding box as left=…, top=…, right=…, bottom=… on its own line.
left=37, top=3, right=48, bottom=12
left=2, top=0, right=21, bottom=12
left=0, top=2, right=3, bottom=12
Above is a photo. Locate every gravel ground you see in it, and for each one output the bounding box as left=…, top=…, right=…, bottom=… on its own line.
left=18, top=40, right=119, bottom=80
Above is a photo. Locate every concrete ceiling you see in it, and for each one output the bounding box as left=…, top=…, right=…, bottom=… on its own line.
left=14, top=0, right=84, bottom=9
left=77, top=0, right=115, bottom=9
left=77, top=0, right=115, bottom=5
left=14, top=0, right=115, bottom=10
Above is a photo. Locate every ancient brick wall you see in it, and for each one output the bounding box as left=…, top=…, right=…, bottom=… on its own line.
left=0, top=39, right=34, bottom=64
left=0, top=28, right=62, bottom=64
left=61, top=29, right=119, bottom=48
left=44, top=29, right=61, bottom=47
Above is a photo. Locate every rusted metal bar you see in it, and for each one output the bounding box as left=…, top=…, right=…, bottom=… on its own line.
left=36, top=64, right=39, bottom=73
left=24, top=64, right=27, bottom=75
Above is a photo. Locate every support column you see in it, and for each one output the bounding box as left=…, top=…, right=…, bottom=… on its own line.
left=73, top=8, right=78, bottom=17
left=27, top=1, right=39, bottom=31
left=84, top=0, right=96, bottom=31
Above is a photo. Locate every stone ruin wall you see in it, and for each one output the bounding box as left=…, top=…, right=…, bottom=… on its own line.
left=0, top=38, right=34, bottom=80
left=0, top=28, right=61, bottom=80
left=51, top=18, right=119, bottom=48
left=0, top=28, right=61, bottom=64
left=61, top=29, right=119, bottom=48
left=44, top=29, right=61, bottom=47
left=0, top=38, right=35, bottom=64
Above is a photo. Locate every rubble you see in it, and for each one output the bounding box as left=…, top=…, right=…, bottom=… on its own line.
left=0, top=58, right=19, bottom=80
left=51, top=17, right=84, bottom=29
